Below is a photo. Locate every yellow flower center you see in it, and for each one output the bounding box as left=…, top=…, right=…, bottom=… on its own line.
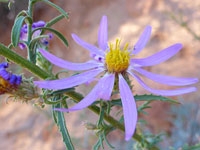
left=105, top=39, right=131, bottom=73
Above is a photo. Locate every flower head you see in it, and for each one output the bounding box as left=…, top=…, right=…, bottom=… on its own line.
left=19, top=21, right=53, bottom=49
left=0, top=62, right=22, bottom=94
left=105, top=39, right=131, bottom=73
left=34, top=16, right=198, bottom=141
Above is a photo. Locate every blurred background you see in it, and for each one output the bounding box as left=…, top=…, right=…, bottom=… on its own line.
left=0, top=0, right=199, bottom=149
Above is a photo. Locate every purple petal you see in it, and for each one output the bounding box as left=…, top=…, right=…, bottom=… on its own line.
left=32, top=21, right=46, bottom=28
left=72, top=33, right=105, bottom=57
left=131, top=43, right=183, bottom=67
left=98, top=73, right=115, bottom=100
left=134, top=67, right=199, bottom=86
left=34, top=68, right=104, bottom=90
left=39, top=49, right=103, bottom=71
left=55, top=74, right=110, bottom=112
left=119, top=74, right=137, bottom=141
left=47, top=33, right=53, bottom=40
left=21, top=24, right=28, bottom=33
left=32, top=30, right=42, bottom=38
left=98, top=16, right=108, bottom=51
left=18, top=43, right=26, bottom=49
left=132, top=25, right=152, bottom=54
left=128, top=71, right=197, bottom=96
left=0, top=70, right=10, bottom=80
left=0, top=62, right=9, bottom=69
left=9, top=74, right=16, bottom=85
left=16, top=75, right=22, bottom=85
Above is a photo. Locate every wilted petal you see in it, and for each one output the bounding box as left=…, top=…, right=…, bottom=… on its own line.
left=132, top=25, right=152, bottom=54
left=98, top=73, right=115, bottom=100
left=72, top=33, right=105, bottom=56
left=98, top=16, right=108, bottom=51
left=131, top=43, right=183, bottom=67
left=128, top=71, right=197, bottom=96
left=39, top=49, right=103, bottom=71
left=134, top=67, right=199, bottom=86
left=55, top=74, right=110, bottom=112
left=119, top=74, right=137, bottom=141
left=34, top=68, right=104, bottom=90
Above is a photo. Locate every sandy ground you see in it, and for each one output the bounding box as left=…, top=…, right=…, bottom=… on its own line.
left=0, top=0, right=199, bottom=149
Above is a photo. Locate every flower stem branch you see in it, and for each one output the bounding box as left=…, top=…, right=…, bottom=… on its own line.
left=0, top=44, right=51, bottom=79
left=27, top=0, right=34, bottom=62
left=0, top=44, right=159, bottom=150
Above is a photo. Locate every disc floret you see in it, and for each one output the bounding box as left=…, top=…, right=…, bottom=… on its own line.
left=105, top=39, right=131, bottom=73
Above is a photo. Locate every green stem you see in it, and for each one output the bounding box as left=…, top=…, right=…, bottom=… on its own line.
left=28, top=0, right=33, bottom=17
left=0, top=44, right=51, bottom=79
left=0, top=44, right=159, bottom=150
left=27, top=0, right=34, bottom=62
left=65, top=91, right=151, bottom=146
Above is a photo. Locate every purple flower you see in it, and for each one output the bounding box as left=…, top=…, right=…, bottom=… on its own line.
left=34, top=16, right=198, bottom=141
left=0, top=62, right=22, bottom=94
left=19, top=21, right=53, bottom=49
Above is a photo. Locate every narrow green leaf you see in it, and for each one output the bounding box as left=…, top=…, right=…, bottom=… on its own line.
left=103, top=132, right=115, bottom=149
left=52, top=104, right=57, bottom=123
left=32, top=0, right=68, bottom=19
left=40, top=14, right=65, bottom=35
left=103, top=94, right=179, bottom=107
left=16, top=10, right=28, bottom=18
left=49, top=88, right=74, bottom=96
left=41, top=0, right=68, bottom=19
left=46, top=14, right=65, bottom=27
left=56, top=109, right=74, bottom=150
left=53, top=96, right=74, bottom=150
left=97, top=103, right=105, bottom=127
left=93, top=139, right=101, bottom=150
left=32, top=27, right=68, bottom=47
left=11, top=16, right=26, bottom=47
left=30, top=35, right=49, bottom=46
left=29, top=35, right=49, bottom=52
left=134, top=94, right=179, bottom=104
left=44, top=98, right=62, bottom=105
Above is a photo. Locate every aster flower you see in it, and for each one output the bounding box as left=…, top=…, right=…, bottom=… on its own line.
left=0, top=62, right=22, bottom=94
left=34, top=16, right=198, bottom=141
left=19, top=21, right=53, bottom=49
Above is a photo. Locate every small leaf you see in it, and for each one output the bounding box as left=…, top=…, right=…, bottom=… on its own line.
left=32, top=0, right=68, bottom=19
left=103, top=132, right=115, bottom=149
left=11, top=16, right=26, bottom=47
left=46, top=14, right=65, bottom=27
left=41, top=14, right=65, bottom=35
left=49, top=88, right=74, bottom=96
left=41, top=0, right=68, bottom=19
left=97, top=101, right=105, bottom=127
left=53, top=96, right=74, bottom=150
left=16, top=10, right=28, bottom=18
left=32, top=27, right=69, bottom=47
left=134, top=94, right=179, bottom=104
